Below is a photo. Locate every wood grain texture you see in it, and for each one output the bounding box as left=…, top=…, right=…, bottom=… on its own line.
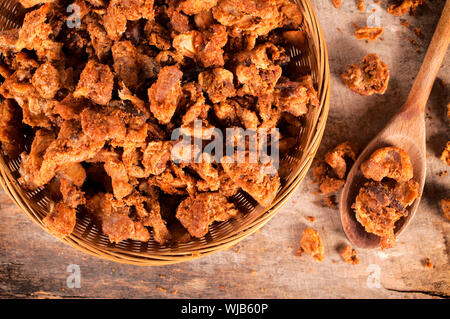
left=0, top=0, right=449, bottom=298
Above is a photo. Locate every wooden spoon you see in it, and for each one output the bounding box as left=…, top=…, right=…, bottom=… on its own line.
left=340, top=0, right=450, bottom=249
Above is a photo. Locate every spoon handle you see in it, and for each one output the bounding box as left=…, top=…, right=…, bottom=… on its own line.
left=404, top=0, right=450, bottom=113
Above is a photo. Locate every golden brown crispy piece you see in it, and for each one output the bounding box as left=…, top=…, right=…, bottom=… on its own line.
left=360, top=146, right=414, bottom=183
left=355, top=27, right=384, bottom=41
left=15, top=4, right=63, bottom=62
left=353, top=180, right=419, bottom=249
left=58, top=162, right=86, bottom=188
left=324, top=141, right=359, bottom=179
left=0, top=99, right=23, bottom=158
left=142, top=141, right=174, bottom=176
left=236, top=105, right=259, bottom=129
left=332, top=0, right=342, bottom=9
left=0, top=29, right=19, bottom=57
left=86, top=193, right=150, bottom=243
left=80, top=106, right=127, bottom=143
left=313, top=142, right=359, bottom=194
left=313, top=160, right=345, bottom=194
left=341, top=54, right=389, bottom=96
left=145, top=21, right=172, bottom=50
left=43, top=202, right=76, bottom=238
left=274, top=75, right=319, bottom=117
left=441, top=198, right=450, bottom=221
left=172, top=31, right=203, bottom=59
left=31, top=62, right=61, bottom=99
left=86, top=17, right=113, bottom=61
left=235, top=43, right=285, bottom=97
left=277, top=0, right=303, bottom=29
left=0, top=75, right=53, bottom=128
left=179, top=0, right=218, bottom=15
left=19, top=129, right=55, bottom=189
left=222, top=153, right=280, bottom=207
left=196, top=24, right=228, bottom=68
left=167, top=1, right=191, bottom=33
left=213, top=0, right=280, bottom=37
left=189, top=153, right=221, bottom=192
left=104, top=0, right=154, bottom=40
left=180, top=82, right=210, bottom=124
left=19, top=0, right=55, bottom=8
left=90, top=149, right=134, bottom=200
left=74, top=60, right=114, bottom=105
left=340, top=245, right=360, bottom=265
left=148, top=65, right=183, bottom=124
left=53, top=94, right=86, bottom=121
left=198, top=68, right=236, bottom=104
left=176, top=192, right=238, bottom=238
left=32, top=121, right=105, bottom=188
left=59, top=177, right=86, bottom=208
left=131, top=185, right=171, bottom=244
left=58, top=162, right=86, bottom=209
left=441, top=142, right=450, bottom=166
left=112, top=40, right=139, bottom=89
left=388, top=0, right=424, bottom=16
left=297, top=227, right=325, bottom=262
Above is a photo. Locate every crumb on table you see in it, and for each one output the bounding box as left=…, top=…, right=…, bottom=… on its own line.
left=297, top=227, right=325, bottom=262
left=340, top=245, right=360, bottom=265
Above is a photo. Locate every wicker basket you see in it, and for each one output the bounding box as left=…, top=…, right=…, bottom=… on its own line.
left=0, top=0, right=330, bottom=265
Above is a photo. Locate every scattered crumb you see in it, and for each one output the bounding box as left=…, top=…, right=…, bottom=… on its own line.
left=332, top=0, right=342, bottom=9
left=159, top=274, right=165, bottom=279
left=424, top=258, right=433, bottom=269
left=355, top=26, right=384, bottom=41
left=250, top=270, right=257, bottom=276
left=157, top=287, right=167, bottom=293
left=436, top=170, right=448, bottom=177
left=441, top=198, right=450, bottom=221
left=413, top=27, right=421, bottom=37
left=357, top=0, right=364, bottom=12
left=172, top=290, right=178, bottom=295
left=400, top=19, right=410, bottom=28
left=337, top=28, right=343, bottom=33
left=220, top=285, right=225, bottom=290
left=440, top=79, right=445, bottom=88
left=325, top=195, right=337, bottom=208
left=340, top=245, right=360, bottom=265
left=260, top=288, right=265, bottom=292
left=388, top=0, right=425, bottom=16
left=306, top=216, right=315, bottom=223
left=297, top=227, right=325, bottom=262
left=374, top=0, right=380, bottom=4
left=408, top=38, right=419, bottom=46
left=441, top=142, right=450, bottom=166
left=234, top=245, right=242, bottom=254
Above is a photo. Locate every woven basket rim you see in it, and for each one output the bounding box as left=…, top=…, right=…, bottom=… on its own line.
left=0, top=0, right=331, bottom=265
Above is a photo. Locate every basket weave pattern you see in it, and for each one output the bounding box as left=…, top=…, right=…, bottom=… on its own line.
left=0, top=0, right=330, bottom=265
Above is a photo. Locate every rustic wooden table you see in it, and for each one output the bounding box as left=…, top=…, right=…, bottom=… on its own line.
left=0, top=0, right=449, bottom=299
